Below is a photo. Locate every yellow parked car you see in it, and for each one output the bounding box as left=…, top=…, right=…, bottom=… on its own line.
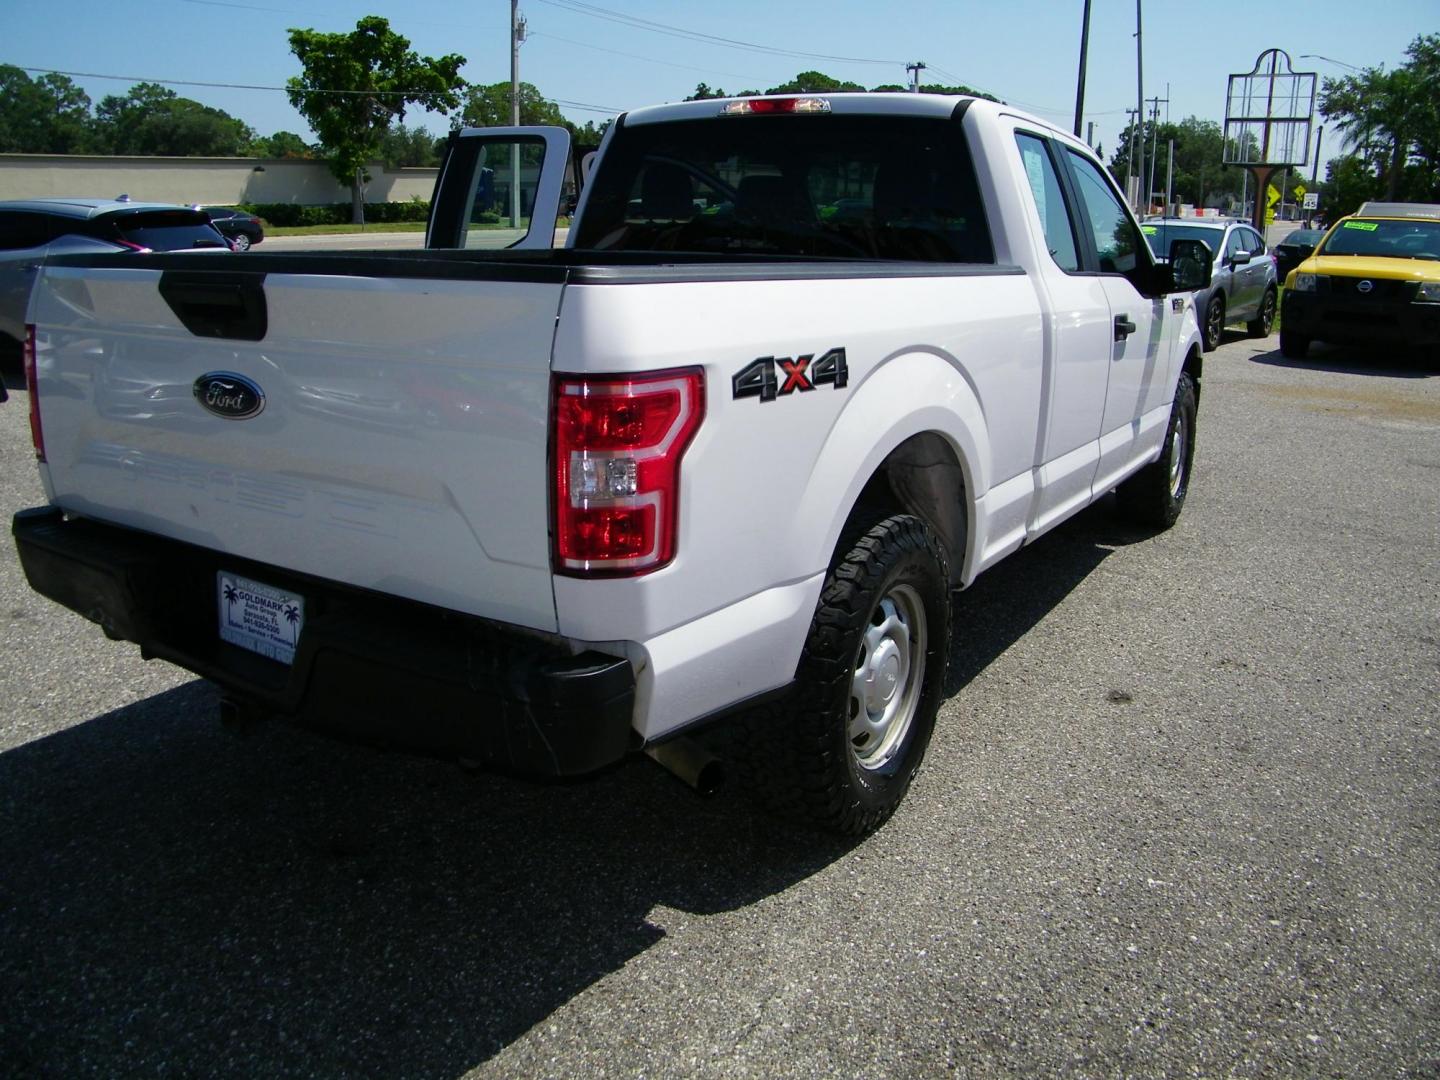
left=1280, top=201, right=1440, bottom=359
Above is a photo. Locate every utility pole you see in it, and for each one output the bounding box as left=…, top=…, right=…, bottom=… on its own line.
left=1165, top=138, right=1174, bottom=214
left=510, top=0, right=526, bottom=228
left=1309, top=124, right=1324, bottom=226
left=1145, top=92, right=1167, bottom=211
left=1125, top=107, right=1140, bottom=205
left=1073, top=0, right=1092, bottom=137
left=1135, top=0, right=1144, bottom=212
left=907, top=61, right=927, bottom=93
left=1086, top=121, right=1095, bottom=150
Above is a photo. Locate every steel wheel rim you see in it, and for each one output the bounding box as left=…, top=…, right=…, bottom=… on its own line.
left=848, top=583, right=927, bottom=771
left=1169, top=405, right=1189, bottom=498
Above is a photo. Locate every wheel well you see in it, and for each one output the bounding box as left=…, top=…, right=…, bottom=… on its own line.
left=1182, top=346, right=1203, bottom=402
left=850, top=432, right=968, bottom=586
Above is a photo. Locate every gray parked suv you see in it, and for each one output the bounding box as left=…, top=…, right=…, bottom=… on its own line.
left=1143, top=218, right=1278, bottom=351
left=0, top=198, right=230, bottom=367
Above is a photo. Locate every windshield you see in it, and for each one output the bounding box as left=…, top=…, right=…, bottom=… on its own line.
left=1140, top=223, right=1223, bottom=257
left=1319, top=218, right=1440, bottom=261
left=1282, top=229, right=1325, bottom=246
left=105, top=210, right=230, bottom=250
left=573, top=115, right=993, bottom=262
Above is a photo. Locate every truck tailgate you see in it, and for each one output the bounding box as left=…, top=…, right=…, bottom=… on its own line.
left=29, top=262, right=564, bottom=632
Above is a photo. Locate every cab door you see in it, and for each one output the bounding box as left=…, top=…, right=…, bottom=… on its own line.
left=427, top=126, right=572, bottom=250
left=1059, top=148, right=1170, bottom=493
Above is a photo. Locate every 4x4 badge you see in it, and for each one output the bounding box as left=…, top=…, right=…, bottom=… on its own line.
left=732, top=348, right=848, bottom=403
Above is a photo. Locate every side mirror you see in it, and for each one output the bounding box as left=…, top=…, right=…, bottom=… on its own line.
left=1168, top=238, right=1213, bottom=292
left=1230, top=249, right=1252, bottom=266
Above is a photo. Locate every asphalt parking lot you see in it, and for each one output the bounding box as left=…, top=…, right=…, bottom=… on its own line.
left=1, top=330, right=1436, bottom=1077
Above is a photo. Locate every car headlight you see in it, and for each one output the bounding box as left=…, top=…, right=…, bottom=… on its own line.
left=1417, top=282, right=1440, bottom=302
left=1291, top=273, right=1317, bottom=292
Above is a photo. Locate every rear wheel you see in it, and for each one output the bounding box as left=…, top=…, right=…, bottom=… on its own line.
left=230, top=232, right=252, bottom=252
left=1247, top=287, right=1276, bottom=337
left=738, top=513, right=950, bottom=836
left=1116, top=372, right=1196, bottom=530
left=1280, top=329, right=1310, bottom=359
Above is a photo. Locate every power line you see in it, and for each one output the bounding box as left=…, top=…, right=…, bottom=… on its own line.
left=532, top=0, right=903, bottom=66
left=18, top=65, right=623, bottom=115
left=528, top=30, right=765, bottom=84
left=17, top=66, right=451, bottom=98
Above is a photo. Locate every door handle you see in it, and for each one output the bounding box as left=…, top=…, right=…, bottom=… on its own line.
left=1113, top=314, right=1137, bottom=341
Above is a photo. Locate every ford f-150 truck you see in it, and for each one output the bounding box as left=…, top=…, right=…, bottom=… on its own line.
left=11, top=94, right=1211, bottom=835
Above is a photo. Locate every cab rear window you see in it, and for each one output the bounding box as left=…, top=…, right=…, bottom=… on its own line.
left=574, top=114, right=993, bottom=263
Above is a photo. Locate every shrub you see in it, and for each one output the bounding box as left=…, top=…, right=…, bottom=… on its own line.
left=235, top=200, right=432, bottom=227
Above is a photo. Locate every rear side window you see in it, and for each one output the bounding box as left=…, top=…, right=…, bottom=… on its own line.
left=574, top=115, right=993, bottom=263
left=98, top=210, right=229, bottom=250
left=1015, top=133, right=1079, bottom=271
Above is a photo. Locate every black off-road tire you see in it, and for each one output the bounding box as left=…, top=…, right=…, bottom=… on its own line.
left=735, top=513, right=950, bottom=836
left=1247, top=287, right=1277, bottom=337
left=1202, top=294, right=1225, bottom=352
left=1280, top=329, right=1310, bottom=359
left=1116, top=372, right=1197, bottom=530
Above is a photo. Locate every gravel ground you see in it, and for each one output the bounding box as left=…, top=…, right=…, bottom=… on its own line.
left=0, top=330, right=1436, bottom=1078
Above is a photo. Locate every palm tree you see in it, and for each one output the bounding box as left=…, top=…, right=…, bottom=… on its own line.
left=284, top=604, right=301, bottom=644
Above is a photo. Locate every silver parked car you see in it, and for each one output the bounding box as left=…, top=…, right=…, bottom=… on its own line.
left=1142, top=218, right=1278, bottom=351
left=0, top=198, right=231, bottom=365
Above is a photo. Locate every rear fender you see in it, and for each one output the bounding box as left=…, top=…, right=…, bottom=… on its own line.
left=791, top=350, right=989, bottom=583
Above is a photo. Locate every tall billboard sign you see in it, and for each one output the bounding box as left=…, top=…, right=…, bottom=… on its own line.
left=1224, top=49, right=1317, bottom=230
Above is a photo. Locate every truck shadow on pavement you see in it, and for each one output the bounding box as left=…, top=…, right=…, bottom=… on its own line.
left=0, top=679, right=855, bottom=1076
left=0, top=504, right=1133, bottom=1077
left=945, top=499, right=1139, bottom=694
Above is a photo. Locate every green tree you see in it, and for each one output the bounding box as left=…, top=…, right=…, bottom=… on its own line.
left=0, top=66, right=93, bottom=153
left=92, top=82, right=256, bottom=157
left=766, top=71, right=865, bottom=94
left=253, top=131, right=313, bottom=158
left=1110, top=115, right=1249, bottom=210
left=378, top=123, right=442, bottom=168
left=1319, top=33, right=1440, bottom=202
left=287, top=16, right=465, bottom=223
left=1319, top=155, right=1380, bottom=221
left=871, top=81, right=999, bottom=101
left=458, top=81, right=566, bottom=128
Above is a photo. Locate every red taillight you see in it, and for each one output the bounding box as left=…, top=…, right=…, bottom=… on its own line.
left=552, top=368, right=704, bottom=576
left=23, top=324, right=44, bottom=462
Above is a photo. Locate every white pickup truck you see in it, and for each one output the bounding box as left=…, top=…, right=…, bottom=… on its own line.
left=12, top=93, right=1211, bottom=835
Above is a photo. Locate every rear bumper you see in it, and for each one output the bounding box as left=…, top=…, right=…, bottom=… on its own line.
left=1283, top=293, right=1440, bottom=347
left=12, top=506, right=636, bottom=777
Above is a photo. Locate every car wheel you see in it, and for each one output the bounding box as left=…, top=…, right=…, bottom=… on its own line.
left=1247, top=287, right=1276, bottom=337
left=230, top=233, right=251, bottom=252
left=1279, top=330, right=1309, bottom=359
left=1116, top=371, right=1197, bottom=530
left=737, top=512, right=950, bottom=836
left=1202, top=294, right=1225, bottom=352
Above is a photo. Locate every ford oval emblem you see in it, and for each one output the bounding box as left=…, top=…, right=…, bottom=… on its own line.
left=1357, top=279, right=1374, bottom=294
left=194, top=372, right=265, bottom=420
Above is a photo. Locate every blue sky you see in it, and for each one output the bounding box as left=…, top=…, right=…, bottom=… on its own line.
left=3, top=0, right=1436, bottom=166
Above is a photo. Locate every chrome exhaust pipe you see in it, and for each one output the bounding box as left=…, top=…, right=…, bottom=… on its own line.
left=645, top=737, right=724, bottom=797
